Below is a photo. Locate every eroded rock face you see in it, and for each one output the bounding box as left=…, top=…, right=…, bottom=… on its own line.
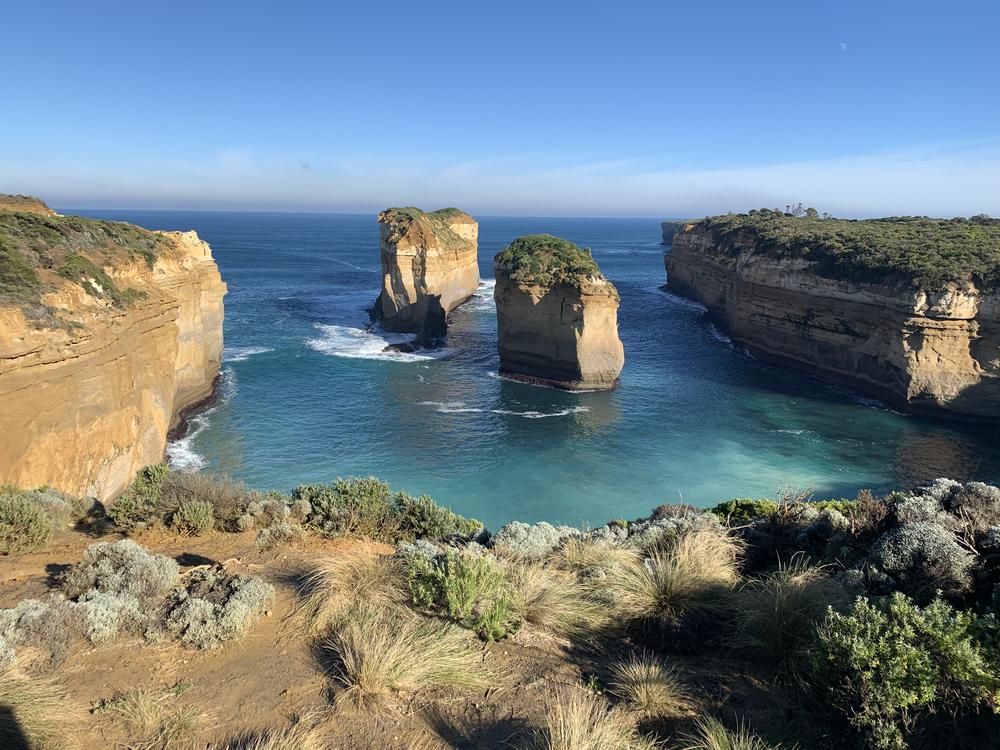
left=494, top=235, right=624, bottom=391
left=0, top=219, right=225, bottom=500
left=373, top=207, right=479, bottom=343
left=666, top=225, right=1000, bottom=420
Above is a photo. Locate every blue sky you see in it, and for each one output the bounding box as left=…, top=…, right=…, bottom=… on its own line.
left=3, top=0, right=998, bottom=216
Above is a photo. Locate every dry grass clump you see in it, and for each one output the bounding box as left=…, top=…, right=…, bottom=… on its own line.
left=555, top=537, right=637, bottom=576
left=0, top=668, right=79, bottom=749
left=297, top=543, right=403, bottom=633
left=94, top=688, right=205, bottom=750
left=213, top=723, right=324, bottom=750
left=608, top=653, right=693, bottom=718
left=534, top=688, right=660, bottom=750
left=325, top=603, right=487, bottom=709
left=734, top=557, right=851, bottom=680
left=514, top=563, right=611, bottom=636
left=608, top=525, right=742, bottom=632
left=675, top=716, right=782, bottom=750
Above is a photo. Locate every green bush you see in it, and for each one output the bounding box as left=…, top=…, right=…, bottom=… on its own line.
left=159, top=472, right=255, bottom=530
left=709, top=498, right=779, bottom=525
left=171, top=499, right=214, bottom=535
left=407, top=551, right=520, bottom=641
left=107, top=463, right=170, bottom=532
left=812, top=593, right=1000, bottom=749
left=0, top=489, right=53, bottom=554
left=393, top=493, right=481, bottom=540
left=296, top=477, right=399, bottom=540
left=494, top=234, right=609, bottom=291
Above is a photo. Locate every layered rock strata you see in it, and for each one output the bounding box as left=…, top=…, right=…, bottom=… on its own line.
left=494, top=234, right=624, bottom=391
left=666, top=219, right=1000, bottom=420
left=373, top=207, right=479, bottom=344
left=0, top=201, right=226, bottom=500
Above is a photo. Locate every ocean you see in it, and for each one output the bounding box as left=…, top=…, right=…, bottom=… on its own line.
left=68, top=210, right=1000, bottom=530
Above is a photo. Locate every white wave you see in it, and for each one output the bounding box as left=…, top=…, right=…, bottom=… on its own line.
left=223, top=346, right=272, bottom=362
left=306, top=324, right=457, bottom=362
left=660, top=290, right=708, bottom=312
left=418, top=401, right=590, bottom=419
left=773, top=428, right=807, bottom=436
left=165, top=368, right=237, bottom=473
left=332, top=258, right=378, bottom=273
left=467, top=279, right=497, bottom=311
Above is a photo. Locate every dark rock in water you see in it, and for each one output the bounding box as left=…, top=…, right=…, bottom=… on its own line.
left=383, top=341, right=418, bottom=354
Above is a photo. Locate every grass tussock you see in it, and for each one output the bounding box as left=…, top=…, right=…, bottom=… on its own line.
left=734, top=557, right=851, bottom=680
left=297, top=543, right=403, bottom=633
left=95, top=688, right=206, bottom=750
left=608, top=653, right=693, bottom=718
left=514, top=563, right=611, bottom=636
left=608, top=525, right=742, bottom=632
left=554, top=537, right=637, bottom=576
left=325, top=603, right=488, bottom=709
left=214, top=723, right=324, bottom=750
left=534, top=688, right=659, bottom=750
left=675, top=716, right=783, bottom=750
left=0, top=669, right=79, bottom=750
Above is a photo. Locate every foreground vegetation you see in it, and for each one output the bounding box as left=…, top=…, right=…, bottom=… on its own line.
left=2, top=469, right=999, bottom=748
left=689, top=210, right=1000, bottom=289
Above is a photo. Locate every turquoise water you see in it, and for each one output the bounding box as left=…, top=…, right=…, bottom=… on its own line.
left=70, top=210, right=1000, bottom=529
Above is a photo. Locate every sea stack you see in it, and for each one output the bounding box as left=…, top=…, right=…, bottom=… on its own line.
left=494, top=234, right=624, bottom=391
left=0, top=195, right=226, bottom=500
left=373, top=207, right=479, bottom=344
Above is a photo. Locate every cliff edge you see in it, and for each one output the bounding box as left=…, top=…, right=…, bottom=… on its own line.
left=373, top=207, right=479, bottom=344
left=665, top=210, right=1000, bottom=420
left=0, top=200, right=226, bottom=500
left=494, top=234, right=624, bottom=391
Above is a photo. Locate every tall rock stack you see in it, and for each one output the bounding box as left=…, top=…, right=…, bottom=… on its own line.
left=0, top=197, right=226, bottom=501
left=494, top=234, right=624, bottom=391
left=374, top=207, right=479, bottom=344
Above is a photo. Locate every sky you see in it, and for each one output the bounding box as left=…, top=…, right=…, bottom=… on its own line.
left=2, top=0, right=998, bottom=217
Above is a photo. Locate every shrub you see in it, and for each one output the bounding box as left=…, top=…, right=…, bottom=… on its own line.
left=491, top=521, right=581, bottom=559
left=709, top=499, right=779, bottom=525
left=0, top=488, right=53, bottom=554
left=325, top=603, right=487, bottom=709
left=608, top=653, right=692, bottom=717
left=107, top=463, right=170, bottom=532
left=297, top=477, right=400, bottom=540
left=171, top=499, right=215, bottom=535
left=22, top=487, right=84, bottom=531
left=0, top=597, right=80, bottom=669
left=160, top=566, right=274, bottom=650
left=608, top=525, right=741, bottom=635
left=94, top=688, right=204, bottom=750
left=812, top=593, right=1000, bottom=750
left=675, top=716, right=781, bottom=750
left=533, top=688, right=656, bottom=750
left=407, top=550, right=520, bottom=640
left=62, top=539, right=179, bottom=605
left=255, top=522, right=304, bottom=551
left=869, top=522, right=974, bottom=602
left=948, top=481, right=1000, bottom=535
left=513, top=562, right=610, bottom=636
left=734, top=557, right=852, bottom=680
left=0, top=670, right=79, bottom=750
left=393, top=492, right=482, bottom=540
left=298, top=543, right=404, bottom=633
left=160, top=472, right=256, bottom=531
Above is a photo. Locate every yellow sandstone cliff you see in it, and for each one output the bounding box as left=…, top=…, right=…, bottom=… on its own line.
left=0, top=199, right=225, bottom=500
left=494, top=235, right=624, bottom=391
left=666, top=222, right=1000, bottom=420
left=374, top=207, right=479, bottom=343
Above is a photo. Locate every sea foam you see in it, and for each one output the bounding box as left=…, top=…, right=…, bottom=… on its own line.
left=305, top=323, right=457, bottom=362
left=223, top=346, right=273, bottom=362
left=166, top=368, right=237, bottom=472
left=418, top=401, right=590, bottom=419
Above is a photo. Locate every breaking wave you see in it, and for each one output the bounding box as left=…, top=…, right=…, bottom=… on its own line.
left=419, top=401, right=590, bottom=419
left=305, top=324, right=457, bottom=362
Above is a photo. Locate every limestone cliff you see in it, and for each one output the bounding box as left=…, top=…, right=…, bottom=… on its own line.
left=660, top=220, right=689, bottom=246
left=0, top=203, right=226, bottom=500
left=666, top=214, right=1000, bottom=420
left=494, top=235, right=624, bottom=391
left=373, top=207, right=479, bottom=344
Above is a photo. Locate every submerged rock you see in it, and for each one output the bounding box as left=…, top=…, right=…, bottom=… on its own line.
left=373, top=206, right=479, bottom=345
left=493, top=234, right=624, bottom=391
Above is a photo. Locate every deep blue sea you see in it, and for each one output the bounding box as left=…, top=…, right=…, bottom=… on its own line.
left=68, top=210, right=1000, bottom=529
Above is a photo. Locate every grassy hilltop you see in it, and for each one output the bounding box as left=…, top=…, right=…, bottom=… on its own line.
left=495, top=234, right=613, bottom=292
left=0, top=197, right=167, bottom=312
left=2, top=469, right=999, bottom=749
left=688, top=209, right=1000, bottom=290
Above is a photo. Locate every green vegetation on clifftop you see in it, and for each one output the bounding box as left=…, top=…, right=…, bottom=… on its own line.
left=495, top=234, right=610, bottom=290
left=690, top=209, right=1000, bottom=290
